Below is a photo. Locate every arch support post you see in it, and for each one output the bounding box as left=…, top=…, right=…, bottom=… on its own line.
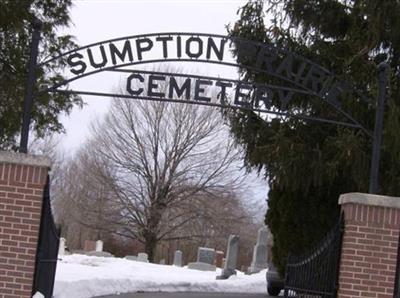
left=369, top=62, right=389, bottom=194
left=19, top=18, right=42, bottom=154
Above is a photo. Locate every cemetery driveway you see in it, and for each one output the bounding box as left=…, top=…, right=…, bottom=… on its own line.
left=96, top=292, right=274, bottom=298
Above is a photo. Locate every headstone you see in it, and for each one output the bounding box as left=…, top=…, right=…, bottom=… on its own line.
left=86, top=251, right=114, bottom=258
left=95, top=240, right=103, bottom=252
left=58, top=237, right=66, bottom=256
left=188, top=262, right=216, bottom=271
left=187, top=247, right=216, bottom=271
left=137, top=252, right=149, bottom=262
left=125, top=255, right=137, bottom=261
left=70, top=249, right=86, bottom=255
left=248, top=226, right=269, bottom=274
left=197, top=247, right=215, bottom=264
left=83, top=240, right=96, bottom=252
left=173, top=250, right=183, bottom=267
left=217, top=235, right=239, bottom=279
left=215, top=250, right=224, bottom=268
left=159, top=259, right=166, bottom=265
left=32, top=292, right=44, bottom=298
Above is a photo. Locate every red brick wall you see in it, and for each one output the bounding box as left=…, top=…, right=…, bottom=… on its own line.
left=338, top=202, right=400, bottom=298
left=0, top=160, right=49, bottom=298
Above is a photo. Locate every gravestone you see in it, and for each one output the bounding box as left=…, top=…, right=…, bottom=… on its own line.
left=83, top=240, right=96, bottom=252
left=159, top=259, right=166, bottom=265
left=187, top=247, right=216, bottom=271
left=215, top=250, right=224, bottom=268
left=248, top=226, right=269, bottom=274
left=70, top=249, right=86, bottom=255
left=95, top=240, right=103, bottom=252
left=198, top=247, right=215, bottom=264
left=137, top=252, right=149, bottom=262
left=173, top=250, right=183, bottom=267
left=125, top=255, right=137, bottom=261
left=217, top=235, right=239, bottom=279
left=86, top=251, right=114, bottom=258
left=58, top=237, right=66, bottom=256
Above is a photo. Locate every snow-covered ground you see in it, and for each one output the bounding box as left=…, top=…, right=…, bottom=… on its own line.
left=54, top=254, right=267, bottom=298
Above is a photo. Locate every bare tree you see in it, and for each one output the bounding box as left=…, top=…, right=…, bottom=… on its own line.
left=51, top=140, right=123, bottom=249
left=29, top=134, right=64, bottom=186
left=29, top=135, right=70, bottom=223
left=28, top=135, right=93, bottom=249
left=55, top=133, right=263, bottom=261
left=88, top=97, right=243, bottom=261
left=29, top=101, right=264, bottom=264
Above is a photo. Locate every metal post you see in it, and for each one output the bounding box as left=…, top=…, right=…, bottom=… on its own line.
left=19, top=17, right=42, bottom=153
left=369, top=62, right=389, bottom=194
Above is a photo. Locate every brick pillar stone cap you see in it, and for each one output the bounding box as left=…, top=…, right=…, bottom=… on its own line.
left=0, top=150, right=51, bottom=168
left=339, top=192, right=400, bottom=209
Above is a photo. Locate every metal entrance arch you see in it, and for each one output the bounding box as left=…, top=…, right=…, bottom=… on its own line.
left=21, top=26, right=387, bottom=194
left=36, top=32, right=369, bottom=131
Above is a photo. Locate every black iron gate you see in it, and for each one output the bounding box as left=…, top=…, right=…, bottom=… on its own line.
left=284, top=214, right=344, bottom=297
left=32, top=176, right=60, bottom=298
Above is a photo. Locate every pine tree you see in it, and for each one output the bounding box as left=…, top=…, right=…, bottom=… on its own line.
left=0, top=0, right=81, bottom=150
left=228, top=0, right=400, bottom=275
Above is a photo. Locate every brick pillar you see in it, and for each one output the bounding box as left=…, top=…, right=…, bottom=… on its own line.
left=0, top=151, right=51, bottom=298
left=338, top=192, right=400, bottom=298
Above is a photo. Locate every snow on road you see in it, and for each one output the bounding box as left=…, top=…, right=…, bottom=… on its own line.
left=54, top=254, right=267, bottom=298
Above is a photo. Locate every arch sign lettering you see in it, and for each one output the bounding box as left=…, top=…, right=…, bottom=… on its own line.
left=38, top=32, right=369, bottom=130
left=21, top=28, right=387, bottom=193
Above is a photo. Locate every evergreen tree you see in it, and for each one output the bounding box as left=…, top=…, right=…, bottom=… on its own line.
left=0, top=0, right=81, bottom=150
left=228, top=0, right=400, bottom=275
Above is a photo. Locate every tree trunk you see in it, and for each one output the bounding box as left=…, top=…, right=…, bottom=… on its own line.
left=143, top=202, right=163, bottom=262
left=144, top=233, right=157, bottom=263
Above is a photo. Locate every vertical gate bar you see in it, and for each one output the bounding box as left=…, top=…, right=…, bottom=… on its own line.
left=284, top=255, right=289, bottom=296
left=369, top=61, right=389, bottom=194
left=20, top=17, right=42, bottom=154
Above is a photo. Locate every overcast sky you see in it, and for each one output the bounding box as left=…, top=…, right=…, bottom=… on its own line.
left=57, top=0, right=268, bottom=218
left=60, top=0, right=249, bottom=148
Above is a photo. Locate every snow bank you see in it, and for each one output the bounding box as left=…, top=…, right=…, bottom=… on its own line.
left=54, top=254, right=267, bottom=298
